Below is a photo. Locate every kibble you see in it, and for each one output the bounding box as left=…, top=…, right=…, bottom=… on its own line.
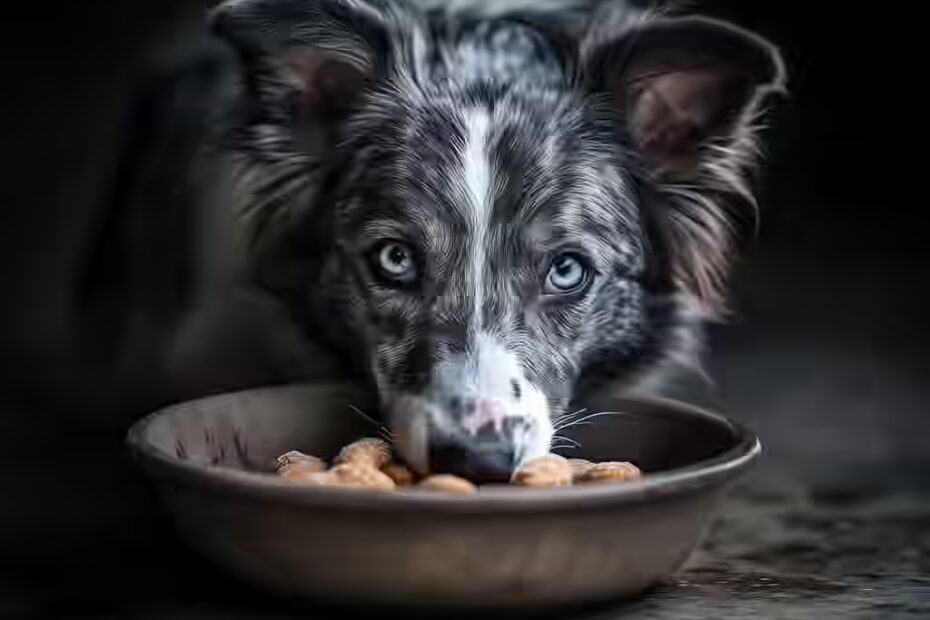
left=327, top=462, right=397, bottom=490
left=576, top=461, right=641, bottom=484
left=274, top=450, right=326, bottom=476
left=568, top=458, right=594, bottom=478
left=381, top=462, right=416, bottom=487
left=417, top=474, right=477, bottom=494
left=275, top=439, right=642, bottom=492
left=512, top=454, right=573, bottom=487
left=334, top=438, right=393, bottom=469
left=279, top=469, right=333, bottom=484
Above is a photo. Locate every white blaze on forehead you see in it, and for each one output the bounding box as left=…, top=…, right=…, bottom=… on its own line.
left=470, top=333, right=520, bottom=395
left=462, top=108, right=493, bottom=334
left=430, top=334, right=519, bottom=404
left=463, top=110, right=492, bottom=207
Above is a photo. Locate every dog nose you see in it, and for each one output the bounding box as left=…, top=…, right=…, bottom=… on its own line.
left=453, top=396, right=527, bottom=440
left=428, top=437, right=517, bottom=483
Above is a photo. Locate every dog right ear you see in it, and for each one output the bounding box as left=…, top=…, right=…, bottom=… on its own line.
left=210, top=0, right=395, bottom=162
left=578, top=12, right=786, bottom=315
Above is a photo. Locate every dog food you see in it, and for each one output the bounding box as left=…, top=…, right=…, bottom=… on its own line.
left=512, top=454, right=574, bottom=487
left=568, top=458, right=594, bottom=477
left=335, top=438, right=393, bottom=469
left=327, top=462, right=397, bottom=490
left=274, top=450, right=326, bottom=480
left=417, top=474, right=477, bottom=493
left=576, top=461, right=642, bottom=483
left=275, top=437, right=641, bottom=492
left=381, top=462, right=416, bottom=487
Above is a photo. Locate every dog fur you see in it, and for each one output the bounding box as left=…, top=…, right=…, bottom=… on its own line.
left=170, top=0, right=785, bottom=476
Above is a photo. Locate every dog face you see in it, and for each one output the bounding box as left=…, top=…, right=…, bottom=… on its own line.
left=212, top=0, right=784, bottom=479
left=326, top=77, right=649, bottom=478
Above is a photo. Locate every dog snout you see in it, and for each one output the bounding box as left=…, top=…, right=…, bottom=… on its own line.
left=427, top=397, right=530, bottom=481
left=446, top=395, right=526, bottom=438
left=428, top=435, right=517, bottom=483
left=398, top=340, right=552, bottom=478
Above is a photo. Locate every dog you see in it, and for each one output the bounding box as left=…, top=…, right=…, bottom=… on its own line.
left=173, top=0, right=785, bottom=481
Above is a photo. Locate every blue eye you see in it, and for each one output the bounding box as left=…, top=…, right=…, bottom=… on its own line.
left=545, top=254, right=589, bottom=294
left=375, top=242, right=417, bottom=283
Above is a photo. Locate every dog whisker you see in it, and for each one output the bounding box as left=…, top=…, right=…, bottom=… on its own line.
left=551, top=433, right=581, bottom=449
left=349, top=404, right=394, bottom=444
left=553, top=407, right=587, bottom=423
left=552, top=408, right=590, bottom=433
left=348, top=404, right=381, bottom=427
left=553, top=410, right=629, bottom=433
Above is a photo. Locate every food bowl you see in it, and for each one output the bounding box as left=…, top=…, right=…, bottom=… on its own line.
left=126, top=382, right=760, bottom=612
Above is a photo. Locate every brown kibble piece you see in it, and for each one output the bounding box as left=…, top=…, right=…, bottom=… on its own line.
left=417, top=474, right=477, bottom=493
left=576, top=461, right=641, bottom=484
left=381, top=462, right=416, bottom=487
left=512, top=454, right=573, bottom=487
left=279, top=469, right=333, bottom=484
left=568, top=458, right=594, bottom=478
left=275, top=450, right=326, bottom=475
left=327, top=463, right=396, bottom=490
left=277, top=462, right=329, bottom=479
left=335, top=438, right=392, bottom=468
left=276, top=438, right=639, bottom=492
left=279, top=462, right=396, bottom=491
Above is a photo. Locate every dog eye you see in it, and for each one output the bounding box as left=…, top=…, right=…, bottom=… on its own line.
left=544, top=254, right=589, bottom=294
left=374, top=242, right=417, bottom=283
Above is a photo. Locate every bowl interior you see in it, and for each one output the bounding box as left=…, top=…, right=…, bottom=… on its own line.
left=137, top=383, right=743, bottom=477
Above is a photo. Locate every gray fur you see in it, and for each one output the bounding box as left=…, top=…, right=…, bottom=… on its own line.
left=207, top=0, right=785, bottom=474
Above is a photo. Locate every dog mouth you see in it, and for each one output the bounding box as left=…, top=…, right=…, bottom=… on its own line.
left=384, top=393, right=551, bottom=482
left=426, top=431, right=519, bottom=483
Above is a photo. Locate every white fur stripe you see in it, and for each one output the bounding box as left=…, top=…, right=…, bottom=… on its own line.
left=463, top=109, right=492, bottom=334
left=410, top=0, right=599, bottom=17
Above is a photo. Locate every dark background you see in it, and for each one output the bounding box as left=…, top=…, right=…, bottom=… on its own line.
left=1, top=1, right=927, bottom=618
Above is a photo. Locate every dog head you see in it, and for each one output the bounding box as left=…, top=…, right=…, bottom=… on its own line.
left=211, top=0, right=785, bottom=480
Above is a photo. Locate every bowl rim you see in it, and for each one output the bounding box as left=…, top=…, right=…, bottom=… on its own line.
left=126, top=383, right=762, bottom=514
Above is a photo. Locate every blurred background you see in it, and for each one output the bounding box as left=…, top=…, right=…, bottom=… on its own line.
left=1, top=1, right=927, bottom=618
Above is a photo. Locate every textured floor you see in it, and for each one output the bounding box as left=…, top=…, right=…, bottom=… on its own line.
left=622, top=246, right=930, bottom=619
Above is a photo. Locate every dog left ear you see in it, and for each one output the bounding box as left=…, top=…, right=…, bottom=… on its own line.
left=210, top=0, right=398, bottom=162
left=583, top=15, right=786, bottom=313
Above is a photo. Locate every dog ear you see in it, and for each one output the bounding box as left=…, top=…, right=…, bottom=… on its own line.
left=210, top=0, right=396, bottom=162
left=583, top=14, right=786, bottom=314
